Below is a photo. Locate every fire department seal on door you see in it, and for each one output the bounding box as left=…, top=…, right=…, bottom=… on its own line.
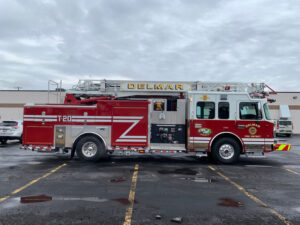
left=248, top=127, right=257, bottom=135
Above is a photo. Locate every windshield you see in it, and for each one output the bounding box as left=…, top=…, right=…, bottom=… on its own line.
left=0, top=121, right=18, bottom=126
left=278, top=121, right=292, bottom=126
left=263, top=103, right=271, bottom=120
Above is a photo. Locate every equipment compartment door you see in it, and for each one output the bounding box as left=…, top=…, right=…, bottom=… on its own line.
left=149, top=99, right=187, bottom=150
left=24, top=126, right=54, bottom=145
left=111, top=102, right=149, bottom=147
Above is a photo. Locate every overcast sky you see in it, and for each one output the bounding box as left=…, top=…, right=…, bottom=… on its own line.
left=0, top=0, right=299, bottom=91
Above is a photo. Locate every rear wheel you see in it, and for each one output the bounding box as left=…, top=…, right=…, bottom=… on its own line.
left=76, top=136, right=106, bottom=161
left=211, top=138, right=240, bottom=164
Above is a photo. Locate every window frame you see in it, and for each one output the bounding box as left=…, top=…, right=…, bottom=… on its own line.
left=196, top=101, right=215, bottom=119
left=239, top=102, right=263, bottom=120
left=263, top=103, right=271, bottom=120
left=218, top=102, right=230, bottom=120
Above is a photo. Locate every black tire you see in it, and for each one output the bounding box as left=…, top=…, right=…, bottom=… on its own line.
left=286, top=134, right=291, bottom=137
left=19, top=135, right=23, bottom=143
left=75, top=136, right=106, bottom=161
left=207, top=152, right=214, bottom=162
left=211, top=138, right=240, bottom=164
left=0, top=139, right=7, bottom=144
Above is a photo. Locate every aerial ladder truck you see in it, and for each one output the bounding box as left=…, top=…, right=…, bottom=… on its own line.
left=21, top=80, right=291, bottom=164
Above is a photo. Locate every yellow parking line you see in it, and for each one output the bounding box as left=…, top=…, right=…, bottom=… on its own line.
left=0, top=196, right=10, bottom=203
left=0, top=163, right=67, bottom=203
left=123, top=164, right=139, bottom=225
left=285, top=168, right=300, bottom=175
left=208, top=166, right=293, bottom=225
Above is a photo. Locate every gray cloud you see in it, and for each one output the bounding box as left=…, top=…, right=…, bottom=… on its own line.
left=0, top=0, right=299, bottom=91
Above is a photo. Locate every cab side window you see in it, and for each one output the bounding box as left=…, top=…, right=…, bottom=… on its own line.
left=218, top=102, right=229, bottom=119
left=240, top=102, right=262, bottom=120
left=196, top=102, right=215, bottom=119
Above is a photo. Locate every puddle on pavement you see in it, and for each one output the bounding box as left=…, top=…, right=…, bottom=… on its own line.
left=110, top=177, right=126, bottom=183
left=158, top=168, right=198, bottom=175
left=21, top=195, right=52, bottom=204
left=26, top=162, right=42, bottom=165
left=293, top=207, right=300, bottom=213
left=112, top=198, right=138, bottom=205
left=246, top=188, right=258, bottom=193
left=284, top=165, right=300, bottom=169
left=7, top=195, right=140, bottom=208
left=9, top=166, right=18, bottom=169
left=55, top=197, right=108, bottom=203
left=1, top=197, right=21, bottom=209
left=218, top=198, right=243, bottom=208
left=20, top=195, right=108, bottom=204
left=0, top=163, right=18, bottom=169
left=180, top=177, right=211, bottom=183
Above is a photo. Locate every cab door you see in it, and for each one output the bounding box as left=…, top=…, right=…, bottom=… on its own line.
left=188, top=94, right=217, bottom=150
left=236, top=101, right=266, bottom=149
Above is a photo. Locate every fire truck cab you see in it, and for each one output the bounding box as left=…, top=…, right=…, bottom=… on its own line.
left=21, top=80, right=290, bottom=164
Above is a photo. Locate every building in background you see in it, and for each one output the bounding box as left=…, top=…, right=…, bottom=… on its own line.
left=0, top=90, right=299, bottom=133
left=269, top=92, right=300, bottom=133
left=0, top=90, right=65, bottom=121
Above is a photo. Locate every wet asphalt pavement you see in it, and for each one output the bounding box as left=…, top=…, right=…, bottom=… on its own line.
left=0, top=137, right=300, bottom=225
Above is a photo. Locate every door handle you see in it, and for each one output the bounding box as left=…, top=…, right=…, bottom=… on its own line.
left=238, top=125, right=245, bottom=129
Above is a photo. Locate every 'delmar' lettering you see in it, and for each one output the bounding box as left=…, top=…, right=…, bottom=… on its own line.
left=128, top=83, right=136, bottom=89
left=154, top=84, right=164, bottom=90
left=176, top=84, right=183, bottom=90
left=147, top=84, right=153, bottom=90
left=138, top=83, right=145, bottom=89
left=165, top=84, right=174, bottom=90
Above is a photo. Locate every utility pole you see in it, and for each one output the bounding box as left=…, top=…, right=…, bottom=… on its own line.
left=14, top=86, right=22, bottom=91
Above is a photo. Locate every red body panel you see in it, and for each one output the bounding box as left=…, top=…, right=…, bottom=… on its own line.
left=23, top=100, right=149, bottom=147
left=189, top=119, right=274, bottom=152
left=111, top=104, right=148, bottom=146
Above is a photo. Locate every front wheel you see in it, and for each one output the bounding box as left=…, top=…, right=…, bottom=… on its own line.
left=211, top=138, right=240, bottom=164
left=75, top=136, right=106, bottom=161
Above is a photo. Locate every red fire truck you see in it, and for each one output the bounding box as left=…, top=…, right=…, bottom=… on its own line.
left=21, top=80, right=290, bottom=164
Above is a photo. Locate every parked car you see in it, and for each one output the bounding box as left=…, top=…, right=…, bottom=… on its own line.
left=275, top=120, right=293, bottom=137
left=0, top=120, right=23, bottom=144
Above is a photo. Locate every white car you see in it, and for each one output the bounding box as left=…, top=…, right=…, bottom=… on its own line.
left=0, top=120, right=23, bottom=144
left=275, top=120, right=293, bottom=137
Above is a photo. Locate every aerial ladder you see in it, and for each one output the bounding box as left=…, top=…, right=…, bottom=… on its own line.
left=64, top=79, right=275, bottom=105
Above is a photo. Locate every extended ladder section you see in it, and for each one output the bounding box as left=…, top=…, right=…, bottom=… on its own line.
left=67, top=79, right=268, bottom=98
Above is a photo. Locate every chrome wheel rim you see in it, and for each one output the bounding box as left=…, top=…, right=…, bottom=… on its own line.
left=219, top=144, right=234, bottom=160
left=82, top=142, right=97, bottom=158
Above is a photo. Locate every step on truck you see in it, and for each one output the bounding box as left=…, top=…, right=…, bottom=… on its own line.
left=21, top=80, right=291, bottom=164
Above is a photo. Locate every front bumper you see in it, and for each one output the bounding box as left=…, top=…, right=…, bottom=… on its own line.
left=0, top=134, right=22, bottom=139
left=276, top=130, right=292, bottom=134
left=0, top=131, right=22, bottom=138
